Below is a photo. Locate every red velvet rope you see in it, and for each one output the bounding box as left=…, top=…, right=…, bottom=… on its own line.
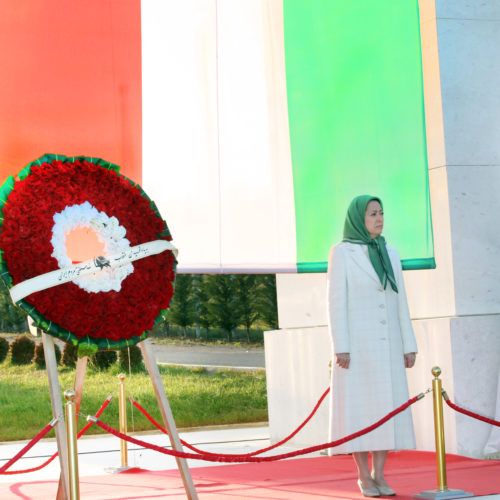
left=131, top=398, right=211, bottom=455
left=131, top=387, right=331, bottom=458
left=0, top=422, right=55, bottom=474
left=76, top=396, right=113, bottom=438
left=0, top=396, right=112, bottom=475
left=444, top=396, right=500, bottom=427
left=95, top=395, right=420, bottom=463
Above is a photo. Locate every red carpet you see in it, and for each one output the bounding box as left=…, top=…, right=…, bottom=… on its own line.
left=0, top=451, right=499, bottom=499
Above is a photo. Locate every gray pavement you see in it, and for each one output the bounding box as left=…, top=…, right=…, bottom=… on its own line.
left=150, top=342, right=265, bottom=369
left=0, top=425, right=274, bottom=484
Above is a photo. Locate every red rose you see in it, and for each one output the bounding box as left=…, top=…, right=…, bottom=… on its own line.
left=0, top=155, right=175, bottom=350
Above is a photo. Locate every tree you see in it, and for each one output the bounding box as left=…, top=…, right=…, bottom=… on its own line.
left=152, top=318, right=170, bottom=337
left=168, top=274, right=194, bottom=336
left=0, top=281, right=27, bottom=332
left=10, top=334, right=35, bottom=364
left=257, top=274, right=278, bottom=330
left=90, top=350, right=117, bottom=370
left=234, top=274, right=259, bottom=342
left=197, top=276, right=211, bottom=338
left=118, top=345, right=143, bottom=371
left=203, top=275, right=240, bottom=341
left=192, top=274, right=201, bottom=338
left=61, top=342, right=78, bottom=368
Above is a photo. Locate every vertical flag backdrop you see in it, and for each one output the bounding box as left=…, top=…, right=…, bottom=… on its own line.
left=284, top=1, right=433, bottom=272
left=0, top=0, right=434, bottom=274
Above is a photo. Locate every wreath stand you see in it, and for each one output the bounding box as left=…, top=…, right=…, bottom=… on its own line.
left=41, top=332, right=198, bottom=500
left=1, top=155, right=196, bottom=498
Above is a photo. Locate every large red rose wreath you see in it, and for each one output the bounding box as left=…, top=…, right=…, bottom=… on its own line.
left=0, top=154, right=176, bottom=355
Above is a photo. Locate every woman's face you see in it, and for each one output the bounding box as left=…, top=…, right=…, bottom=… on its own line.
left=364, top=200, right=384, bottom=238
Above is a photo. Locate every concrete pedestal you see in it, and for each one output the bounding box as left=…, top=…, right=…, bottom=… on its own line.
left=265, top=276, right=500, bottom=458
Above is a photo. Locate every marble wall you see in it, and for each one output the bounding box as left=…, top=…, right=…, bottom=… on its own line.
left=415, top=0, right=500, bottom=456
left=264, top=0, right=500, bottom=459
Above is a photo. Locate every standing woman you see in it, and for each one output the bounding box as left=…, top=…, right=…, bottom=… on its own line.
left=327, top=195, right=417, bottom=497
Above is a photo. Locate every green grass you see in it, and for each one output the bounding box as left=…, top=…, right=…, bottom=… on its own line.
left=0, top=361, right=268, bottom=442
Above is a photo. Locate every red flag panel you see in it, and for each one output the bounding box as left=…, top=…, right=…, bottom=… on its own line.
left=0, top=0, right=142, bottom=183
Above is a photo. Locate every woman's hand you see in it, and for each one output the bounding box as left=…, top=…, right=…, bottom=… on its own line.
left=336, top=352, right=350, bottom=369
left=404, top=352, right=416, bottom=368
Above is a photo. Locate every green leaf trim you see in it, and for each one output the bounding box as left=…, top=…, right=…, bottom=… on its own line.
left=17, top=165, right=32, bottom=181
left=0, top=175, right=15, bottom=208
left=153, top=307, right=171, bottom=328
left=22, top=153, right=121, bottom=174
left=17, top=295, right=150, bottom=353
left=0, top=248, right=13, bottom=288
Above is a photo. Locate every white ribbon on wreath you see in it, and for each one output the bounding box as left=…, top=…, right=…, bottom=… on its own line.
left=10, top=239, right=177, bottom=303
left=10, top=201, right=177, bottom=303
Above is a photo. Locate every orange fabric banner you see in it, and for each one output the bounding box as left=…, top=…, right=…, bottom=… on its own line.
left=0, top=0, right=142, bottom=183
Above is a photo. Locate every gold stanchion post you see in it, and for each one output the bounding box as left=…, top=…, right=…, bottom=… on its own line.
left=320, top=361, right=333, bottom=457
left=414, top=367, right=473, bottom=499
left=64, top=390, right=80, bottom=500
left=118, top=373, right=128, bottom=468
left=106, top=373, right=131, bottom=473
left=432, top=366, right=447, bottom=491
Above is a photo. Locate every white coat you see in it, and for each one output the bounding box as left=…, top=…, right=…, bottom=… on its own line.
left=327, top=241, right=417, bottom=454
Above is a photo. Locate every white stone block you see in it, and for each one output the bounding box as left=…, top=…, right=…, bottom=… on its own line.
left=449, top=314, right=500, bottom=457
left=437, top=18, right=500, bottom=165
left=447, top=165, right=500, bottom=315
left=276, top=273, right=327, bottom=329
left=436, top=0, right=500, bottom=20
left=264, top=327, right=330, bottom=447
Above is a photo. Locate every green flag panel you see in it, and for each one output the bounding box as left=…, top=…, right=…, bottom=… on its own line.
left=284, top=0, right=434, bottom=272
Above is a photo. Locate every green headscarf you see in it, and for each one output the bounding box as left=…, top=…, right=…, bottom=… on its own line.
left=342, top=195, right=398, bottom=293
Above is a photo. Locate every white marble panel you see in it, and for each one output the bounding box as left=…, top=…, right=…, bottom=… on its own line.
left=436, top=0, right=500, bottom=20
left=450, top=315, right=500, bottom=458
left=437, top=18, right=500, bottom=166
left=447, top=165, right=500, bottom=315
left=419, top=0, right=437, bottom=24
left=403, top=166, right=456, bottom=320
left=276, top=273, right=327, bottom=329
left=264, top=327, right=331, bottom=447
left=419, top=0, right=446, bottom=171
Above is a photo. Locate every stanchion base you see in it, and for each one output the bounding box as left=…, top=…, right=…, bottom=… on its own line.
left=104, top=466, right=133, bottom=474
left=414, top=489, right=474, bottom=499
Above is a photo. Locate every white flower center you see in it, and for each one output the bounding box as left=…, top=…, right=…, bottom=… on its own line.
left=51, top=201, right=134, bottom=293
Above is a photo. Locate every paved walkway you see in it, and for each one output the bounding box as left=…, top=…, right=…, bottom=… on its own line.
left=0, top=425, right=273, bottom=483
left=150, top=342, right=265, bottom=369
